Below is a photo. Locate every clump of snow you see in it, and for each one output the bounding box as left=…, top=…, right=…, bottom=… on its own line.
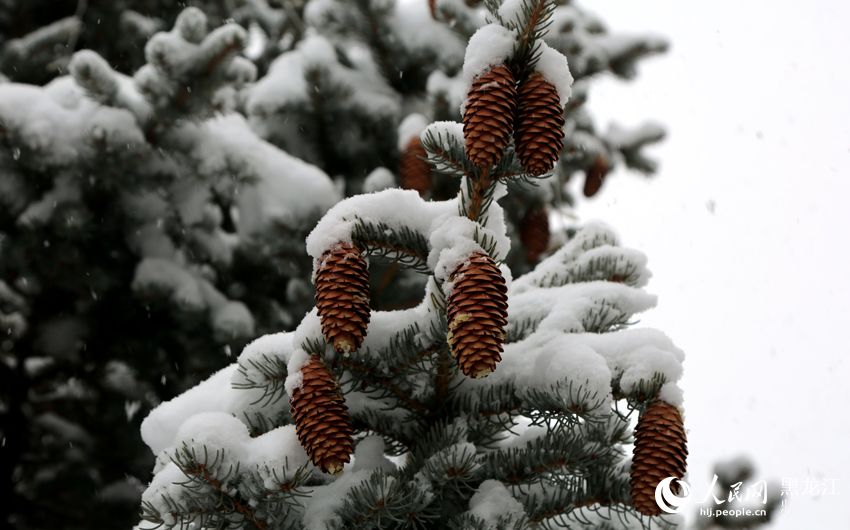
left=211, top=300, right=255, bottom=339
left=362, top=167, right=396, bottom=193
left=581, top=328, right=685, bottom=405
left=141, top=365, right=239, bottom=454
left=534, top=42, right=573, bottom=107
left=619, top=345, right=683, bottom=398
left=305, top=188, right=456, bottom=260
left=247, top=33, right=398, bottom=121
left=390, top=0, right=466, bottom=67
left=285, top=311, right=325, bottom=394
left=509, top=281, right=656, bottom=335
left=175, top=412, right=250, bottom=465
left=605, top=121, right=666, bottom=149
left=469, top=480, right=525, bottom=524
left=285, top=348, right=310, bottom=395
left=420, top=120, right=464, bottom=148
left=659, top=382, right=684, bottom=406
left=249, top=425, right=310, bottom=489
left=461, top=24, right=516, bottom=97
left=132, top=258, right=204, bottom=309
left=141, top=462, right=188, bottom=527
left=352, top=436, right=396, bottom=473
left=397, top=113, right=429, bottom=150
left=301, top=469, right=373, bottom=530
left=511, top=222, right=642, bottom=294
left=234, top=332, right=294, bottom=385
left=429, top=181, right=510, bottom=286
left=183, top=114, right=339, bottom=237
left=426, top=71, right=466, bottom=115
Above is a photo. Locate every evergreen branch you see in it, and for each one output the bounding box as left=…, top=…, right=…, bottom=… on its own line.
left=351, top=409, right=419, bottom=454
left=351, top=218, right=431, bottom=273
left=420, top=128, right=475, bottom=178
left=338, top=356, right=430, bottom=414
left=612, top=371, right=667, bottom=405
left=233, top=353, right=289, bottom=406
left=355, top=320, right=441, bottom=377
left=184, top=462, right=269, bottom=530
left=534, top=249, right=643, bottom=289
left=507, top=0, right=556, bottom=77
left=337, top=470, right=437, bottom=528
left=481, top=428, right=615, bottom=486
left=523, top=379, right=608, bottom=426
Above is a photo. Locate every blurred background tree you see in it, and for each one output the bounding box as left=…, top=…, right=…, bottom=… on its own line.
left=0, top=0, right=669, bottom=528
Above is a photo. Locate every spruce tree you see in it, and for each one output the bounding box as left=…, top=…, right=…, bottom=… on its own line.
left=137, top=2, right=690, bottom=529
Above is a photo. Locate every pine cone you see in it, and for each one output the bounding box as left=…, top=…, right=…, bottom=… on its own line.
left=515, top=72, right=565, bottom=176
left=398, top=137, right=432, bottom=196
left=583, top=154, right=609, bottom=197
left=447, top=252, right=508, bottom=378
left=290, top=356, right=353, bottom=474
left=315, top=243, right=371, bottom=354
left=630, top=400, right=688, bottom=516
left=463, top=64, right=517, bottom=169
left=519, top=206, right=550, bottom=264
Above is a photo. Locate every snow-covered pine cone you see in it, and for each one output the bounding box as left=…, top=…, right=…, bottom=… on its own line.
left=630, top=400, right=689, bottom=516
left=519, top=205, right=550, bottom=264
left=584, top=154, right=610, bottom=197
left=463, top=64, right=517, bottom=169
left=447, top=252, right=508, bottom=378
left=398, top=136, right=432, bottom=196
left=290, top=356, right=353, bottom=474
left=315, top=243, right=371, bottom=354
left=515, top=72, right=566, bottom=176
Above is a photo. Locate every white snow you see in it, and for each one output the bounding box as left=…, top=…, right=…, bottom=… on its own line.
left=305, top=188, right=456, bottom=261
left=352, top=436, right=396, bottom=473
left=390, top=0, right=466, bottom=67
left=420, top=120, right=465, bottom=147
left=397, top=113, right=430, bottom=150
left=426, top=71, right=466, bottom=115
left=183, top=114, right=339, bottom=236
left=468, top=479, right=525, bottom=524
left=534, top=41, right=573, bottom=107
left=301, top=469, right=373, bottom=530
left=247, top=33, right=399, bottom=120
left=132, top=258, right=205, bottom=309
left=461, top=24, right=516, bottom=98
left=141, top=365, right=238, bottom=454
left=211, top=301, right=255, bottom=339
left=284, top=310, right=327, bottom=393
left=362, top=167, right=396, bottom=194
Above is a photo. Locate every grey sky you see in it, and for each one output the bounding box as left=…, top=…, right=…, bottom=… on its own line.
left=580, top=0, right=850, bottom=527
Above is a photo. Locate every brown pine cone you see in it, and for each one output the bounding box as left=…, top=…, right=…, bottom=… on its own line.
left=463, top=64, right=517, bottom=169
left=290, top=356, right=353, bottom=474
left=519, top=205, right=550, bottom=264
left=630, top=400, right=688, bottom=516
left=315, top=243, right=371, bottom=354
left=583, top=154, right=609, bottom=197
left=515, top=72, right=565, bottom=176
left=398, top=137, right=432, bottom=196
left=447, top=252, right=508, bottom=378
